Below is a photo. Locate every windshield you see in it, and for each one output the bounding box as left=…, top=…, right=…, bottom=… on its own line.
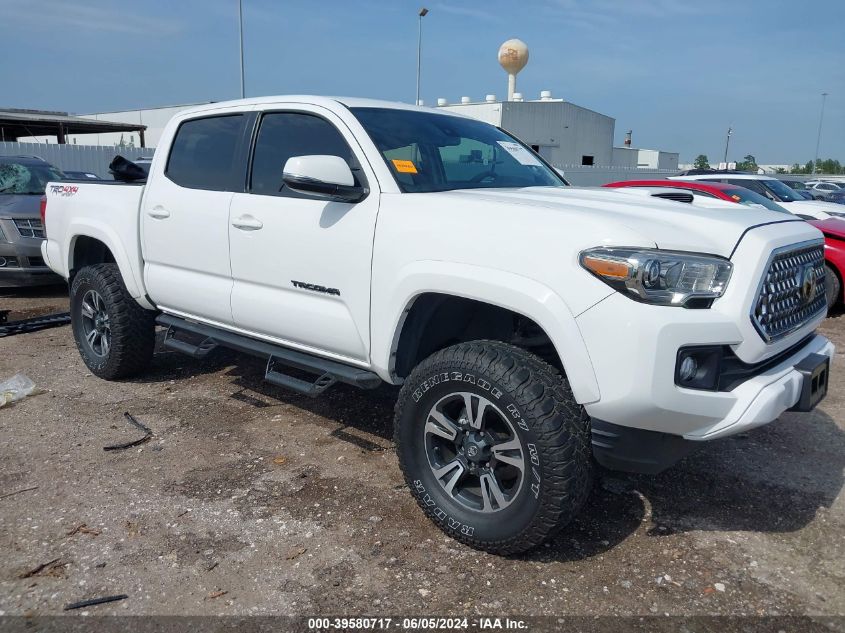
left=722, top=187, right=791, bottom=213
left=0, top=161, right=65, bottom=194
left=760, top=178, right=803, bottom=203
left=351, top=107, right=566, bottom=193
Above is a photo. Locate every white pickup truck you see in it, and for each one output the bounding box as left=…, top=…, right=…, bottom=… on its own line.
left=41, top=96, right=833, bottom=554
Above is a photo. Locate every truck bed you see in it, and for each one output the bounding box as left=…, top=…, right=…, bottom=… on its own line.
left=42, top=180, right=148, bottom=301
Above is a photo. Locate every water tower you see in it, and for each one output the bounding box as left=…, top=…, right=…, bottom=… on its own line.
left=498, top=39, right=529, bottom=101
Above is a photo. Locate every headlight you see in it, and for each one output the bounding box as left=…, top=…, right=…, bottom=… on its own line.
left=579, top=247, right=732, bottom=307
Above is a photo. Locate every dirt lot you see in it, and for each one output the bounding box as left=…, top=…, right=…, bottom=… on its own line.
left=1, top=286, right=844, bottom=623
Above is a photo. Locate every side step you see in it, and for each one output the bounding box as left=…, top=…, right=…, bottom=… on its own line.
left=156, top=314, right=382, bottom=397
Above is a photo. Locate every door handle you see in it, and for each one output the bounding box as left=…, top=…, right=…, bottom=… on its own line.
left=231, top=215, right=263, bottom=231
left=147, top=206, right=171, bottom=219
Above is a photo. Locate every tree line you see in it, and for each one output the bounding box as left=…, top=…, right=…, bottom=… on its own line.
left=692, top=154, right=844, bottom=175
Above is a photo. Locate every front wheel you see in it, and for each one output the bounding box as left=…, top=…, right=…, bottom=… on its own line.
left=394, top=341, right=592, bottom=555
left=70, top=263, right=155, bottom=379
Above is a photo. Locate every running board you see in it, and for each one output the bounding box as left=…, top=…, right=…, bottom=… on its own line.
left=156, top=314, right=382, bottom=397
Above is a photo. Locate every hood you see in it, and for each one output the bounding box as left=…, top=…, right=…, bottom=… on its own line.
left=439, top=187, right=799, bottom=258
left=778, top=199, right=845, bottom=221
left=0, top=194, right=40, bottom=218
left=809, top=218, right=845, bottom=239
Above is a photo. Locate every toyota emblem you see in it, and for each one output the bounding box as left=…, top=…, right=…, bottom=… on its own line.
left=800, top=264, right=817, bottom=304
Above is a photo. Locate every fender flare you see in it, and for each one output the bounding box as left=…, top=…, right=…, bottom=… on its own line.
left=372, top=261, right=602, bottom=404
left=66, top=220, right=151, bottom=308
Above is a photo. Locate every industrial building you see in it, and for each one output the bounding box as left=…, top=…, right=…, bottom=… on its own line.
left=436, top=91, right=678, bottom=169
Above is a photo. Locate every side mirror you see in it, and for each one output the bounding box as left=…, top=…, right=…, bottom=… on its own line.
left=282, top=155, right=366, bottom=203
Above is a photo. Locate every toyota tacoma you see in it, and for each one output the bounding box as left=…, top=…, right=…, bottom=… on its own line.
left=41, top=97, right=833, bottom=554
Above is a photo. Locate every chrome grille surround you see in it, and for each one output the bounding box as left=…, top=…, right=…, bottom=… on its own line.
left=751, top=239, right=826, bottom=343
left=13, top=218, right=44, bottom=239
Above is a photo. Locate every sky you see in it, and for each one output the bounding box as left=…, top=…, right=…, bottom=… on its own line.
left=2, top=0, right=843, bottom=164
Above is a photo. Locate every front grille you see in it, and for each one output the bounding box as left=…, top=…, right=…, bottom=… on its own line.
left=27, top=256, right=46, bottom=267
left=752, top=241, right=826, bottom=343
left=13, top=218, right=45, bottom=239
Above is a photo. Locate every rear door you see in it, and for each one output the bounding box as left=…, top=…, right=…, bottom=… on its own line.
left=141, top=112, right=251, bottom=325
left=227, top=106, right=380, bottom=362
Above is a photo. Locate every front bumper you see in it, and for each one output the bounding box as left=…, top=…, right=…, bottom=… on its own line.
left=0, top=220, right=63, bottom=287
left=578, top=292, right=833, bottom=443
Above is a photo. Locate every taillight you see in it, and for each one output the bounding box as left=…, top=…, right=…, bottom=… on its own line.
left=40, top=195, right=47, bottom=228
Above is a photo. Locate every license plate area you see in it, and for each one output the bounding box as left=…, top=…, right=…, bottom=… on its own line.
left=789, top=353, right=829, bottom=412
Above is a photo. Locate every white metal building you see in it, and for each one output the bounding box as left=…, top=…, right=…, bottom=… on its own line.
left=612, top=146, right=679, bottom=170
left=438, top=94, right=615, bottom=167
left=438, top=92, right=677, bottom=170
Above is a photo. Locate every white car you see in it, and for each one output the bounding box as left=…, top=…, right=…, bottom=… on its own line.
left=40, top=96, right=833, bottom=554
left=670, top=172, right=845, bottom=220
left=805, top=180, right=843, bottom=198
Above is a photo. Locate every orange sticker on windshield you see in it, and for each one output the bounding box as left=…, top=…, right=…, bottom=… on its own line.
left=392, top=159, right=418, bottom=174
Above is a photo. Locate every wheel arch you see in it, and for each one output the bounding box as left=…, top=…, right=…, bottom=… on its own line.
left=825, top=259, right=844, bottom=306
left=375, top=263, right=601, bottom=404
left=66, top=221, right=151, bottom=308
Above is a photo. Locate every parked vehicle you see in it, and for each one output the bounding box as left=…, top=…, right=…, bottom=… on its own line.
left=670, top=171, right=845, bottom=220
left=604, top=179, right=792, bottom=213
left=63, top=170, right=103, bottom=181
left=805, top=180, right=842, bottom=201
left=605, top=179, right=844, bottom=311
left=41, top=97, right=833, bottom=554
left=808, top=218, right=845, bottom=309
left=0, top=155, right=65, bottom=287
left=779, top=180, right=821, bottom=200
left=827, top=190, right=845, bottom=206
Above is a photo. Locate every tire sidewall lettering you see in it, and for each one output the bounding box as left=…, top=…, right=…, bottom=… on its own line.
left=408, top=369, right=543, bottom=535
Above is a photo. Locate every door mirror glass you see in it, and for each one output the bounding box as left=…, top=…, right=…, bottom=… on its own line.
left=282, top=155, right=365, bottom=202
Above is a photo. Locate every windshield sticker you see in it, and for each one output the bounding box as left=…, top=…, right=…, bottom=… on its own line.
left=392, top=159, right=418, bottom=174
left=496, top=141, right=542, bottom=166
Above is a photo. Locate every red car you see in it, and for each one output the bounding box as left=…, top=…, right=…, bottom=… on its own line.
left=604, top=179, right=843, bottom=310
left=809, top=219, right=845, bottom=309
left=603, top=179, right=789, bottom=213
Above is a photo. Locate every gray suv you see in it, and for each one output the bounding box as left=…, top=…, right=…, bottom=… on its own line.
left=0, top=156, right=65, bottom=287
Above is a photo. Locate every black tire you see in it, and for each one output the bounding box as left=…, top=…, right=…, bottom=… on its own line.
left=394, top=340, right=592, bottom=555
left=824, top=264, right=841, bottom=312
left=70, top=263, right=155, bottom=379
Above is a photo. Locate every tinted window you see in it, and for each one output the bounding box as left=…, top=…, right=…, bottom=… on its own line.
left=727, top=179, right=767, bottom=196
left=250, top=112, right=355, bottom=197
left=759, top=179, right=802, bottom=202
left=351, top=107, right=564, bottom=193
left=166, top=115, right=245, bottom=191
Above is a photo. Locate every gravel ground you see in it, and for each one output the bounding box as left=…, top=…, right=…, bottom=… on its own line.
left=1, top=286, right=844, bottom=624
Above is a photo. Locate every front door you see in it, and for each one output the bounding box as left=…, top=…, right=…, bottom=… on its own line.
left=228, top=107, right=380, bottom=362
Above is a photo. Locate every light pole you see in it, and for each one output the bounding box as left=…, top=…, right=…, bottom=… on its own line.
left=238, top=0, right=246, bottom=99
left=415, top=7, right=429, bottom=105
left=723, top=126, right=732, bottom=165
left=814, top=92, right=828, bottom=174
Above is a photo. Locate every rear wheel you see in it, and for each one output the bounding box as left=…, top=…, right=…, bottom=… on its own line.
left=394, top=340, right=592, bottom=555
left=824, top=264, right=841, bottom=312
left=70, top=263, right=155, bottom=379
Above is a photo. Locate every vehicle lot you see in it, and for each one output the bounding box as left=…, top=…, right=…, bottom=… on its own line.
left=1, top=287, right=844, bottom=619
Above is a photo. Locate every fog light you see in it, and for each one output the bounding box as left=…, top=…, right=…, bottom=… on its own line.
left=679, top=355, right=698, bottom=381
left=675, top=346, right=723, bottom=391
